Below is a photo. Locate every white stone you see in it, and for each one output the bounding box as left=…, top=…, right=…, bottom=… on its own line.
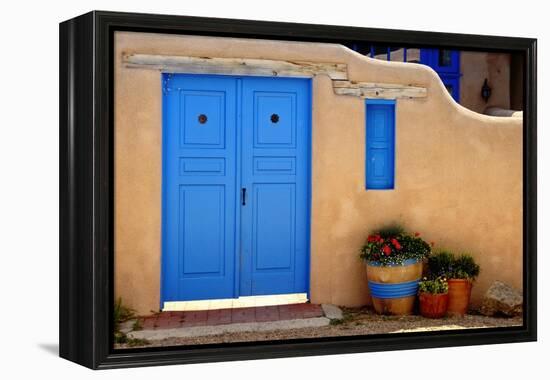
left=480, top=281, right=523, bottom=317
left=321, top=304, right=344, bottom=320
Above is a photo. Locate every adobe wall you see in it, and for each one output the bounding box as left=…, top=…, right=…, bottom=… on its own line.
left=460, top=51, right=512, bottom=113
left=114, top=32, right=522, bottom=315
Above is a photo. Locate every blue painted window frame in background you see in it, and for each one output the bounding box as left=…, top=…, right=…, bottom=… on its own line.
left=365, top=99, right=396, bottom=190
left=420, top=48, right=460, bottom=73
left=420, top=49, right=461, bottom=101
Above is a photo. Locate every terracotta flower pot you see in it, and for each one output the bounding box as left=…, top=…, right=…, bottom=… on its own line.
left=366, top=259, right=423, bottom=315
left=419, top=292, right=449, bottom=318
left=447, top=278, right=472, bottom=316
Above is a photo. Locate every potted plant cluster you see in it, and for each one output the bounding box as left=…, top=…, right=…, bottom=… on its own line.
left=418, top=276, right=449, bottom=318
left=359, top=225, right=431, bottom=315
left=427, top=251, right=480, bottom=316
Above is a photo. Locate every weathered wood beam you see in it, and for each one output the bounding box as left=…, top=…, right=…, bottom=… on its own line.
left=122, top=53, right=348, bottom=80
left=122, top=53, right=427, bottom=100
left=332, top=80, right=427, bottom=99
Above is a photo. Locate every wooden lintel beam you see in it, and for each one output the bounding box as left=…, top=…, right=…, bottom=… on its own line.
left=122, top=53, right=348, bottom=80
left=122, top=53, right=427, bottom=100
left=332, top=80, right=427, bottom=99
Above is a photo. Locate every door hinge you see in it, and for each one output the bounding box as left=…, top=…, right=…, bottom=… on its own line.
left=162, top=74, right=173, bottom=94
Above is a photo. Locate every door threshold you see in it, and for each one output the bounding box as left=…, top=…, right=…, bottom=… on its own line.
left=163, top=293, right=308, bottom=311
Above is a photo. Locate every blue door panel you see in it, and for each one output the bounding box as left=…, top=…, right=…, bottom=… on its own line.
left=241, top=77, right=310, bottom=296
left=255, top=93, right=296, bottom=146
left=180, top=92, right=226, bottom=147
left=162, top=74, right=310, bottom=303
left=162, top=75, right=237, bottom=302
left=254, top=184, right=295, bottom=270
left=179, top=157, right=225, bottom=176
left=253, top=157, right=296, bottom=175
left=180, top=185, right=225, bottom=275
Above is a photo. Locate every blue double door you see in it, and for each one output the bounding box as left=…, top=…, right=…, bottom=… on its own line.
left=162, top=74, right=311, bottom=304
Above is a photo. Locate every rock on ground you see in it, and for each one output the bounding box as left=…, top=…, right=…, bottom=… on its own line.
left=480, top=281, right=523, bottom=317
left=321, top=304, right=344, bottom=320
left=118, top=319, right=137, bottom=334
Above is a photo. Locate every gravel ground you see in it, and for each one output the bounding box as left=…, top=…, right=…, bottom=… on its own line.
left=115, top=306, right=522, bottom=349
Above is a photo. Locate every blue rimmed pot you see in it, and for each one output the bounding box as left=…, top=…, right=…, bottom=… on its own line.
left=366, top=258, right=423, bottom=315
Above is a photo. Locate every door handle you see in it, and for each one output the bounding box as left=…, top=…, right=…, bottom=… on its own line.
left=241, top=188, right=247, bottom=206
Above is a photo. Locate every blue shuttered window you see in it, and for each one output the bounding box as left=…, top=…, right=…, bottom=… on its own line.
left=365, top=99, right=395, bottom=190
left=420, top=49, right=461, bottom=101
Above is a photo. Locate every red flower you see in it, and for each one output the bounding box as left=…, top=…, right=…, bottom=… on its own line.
left=391, top=238, right=402, bottom=250
left=367, top=235, right=376, bottom=242
left=414, top=232, right=420, bottom=237
left=382, top=245, right=392, bottom=256
left=379, top=238, right=384, bottom=243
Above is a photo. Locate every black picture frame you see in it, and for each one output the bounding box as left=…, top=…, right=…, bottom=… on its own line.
left=59, top=10, right=537, bottom=369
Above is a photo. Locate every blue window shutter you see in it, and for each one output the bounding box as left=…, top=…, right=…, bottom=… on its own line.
left=440, top=75, right=460, bottom=102
left=420, top=49, right=434, bottom=67
left=419, top=49, right=461, bottom=101
left=365, top=99, right=396, bottom=190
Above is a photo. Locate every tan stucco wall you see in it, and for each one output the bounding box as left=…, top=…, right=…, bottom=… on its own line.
left=114, top=32, right=523, bottom=315
left=460, top=52, right=512, bottom=113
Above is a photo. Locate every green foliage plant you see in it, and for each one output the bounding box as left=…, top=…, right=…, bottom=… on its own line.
left=452, top=253, right=480, bottom=280
left=112, top=298, right=149, bottom=346
left=427, top=251, right=455, bottom=278
left=418, top=276, right=448, bottom=294
left=427, top=250, right=480, bottom=281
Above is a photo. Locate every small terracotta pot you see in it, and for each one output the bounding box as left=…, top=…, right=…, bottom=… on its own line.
left=447, top=279, right=472, bottom=316
left=419, top=292, right=449, bottom=318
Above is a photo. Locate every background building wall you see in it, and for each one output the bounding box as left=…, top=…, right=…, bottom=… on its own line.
left=510, top=53, right=525, bottom=111
left=460, top=51, right=512, bottom=113
left=114, top=32, right=522, bottom=315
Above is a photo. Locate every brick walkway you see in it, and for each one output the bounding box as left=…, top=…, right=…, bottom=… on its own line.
left=139, top=304, right=324, bottom=330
